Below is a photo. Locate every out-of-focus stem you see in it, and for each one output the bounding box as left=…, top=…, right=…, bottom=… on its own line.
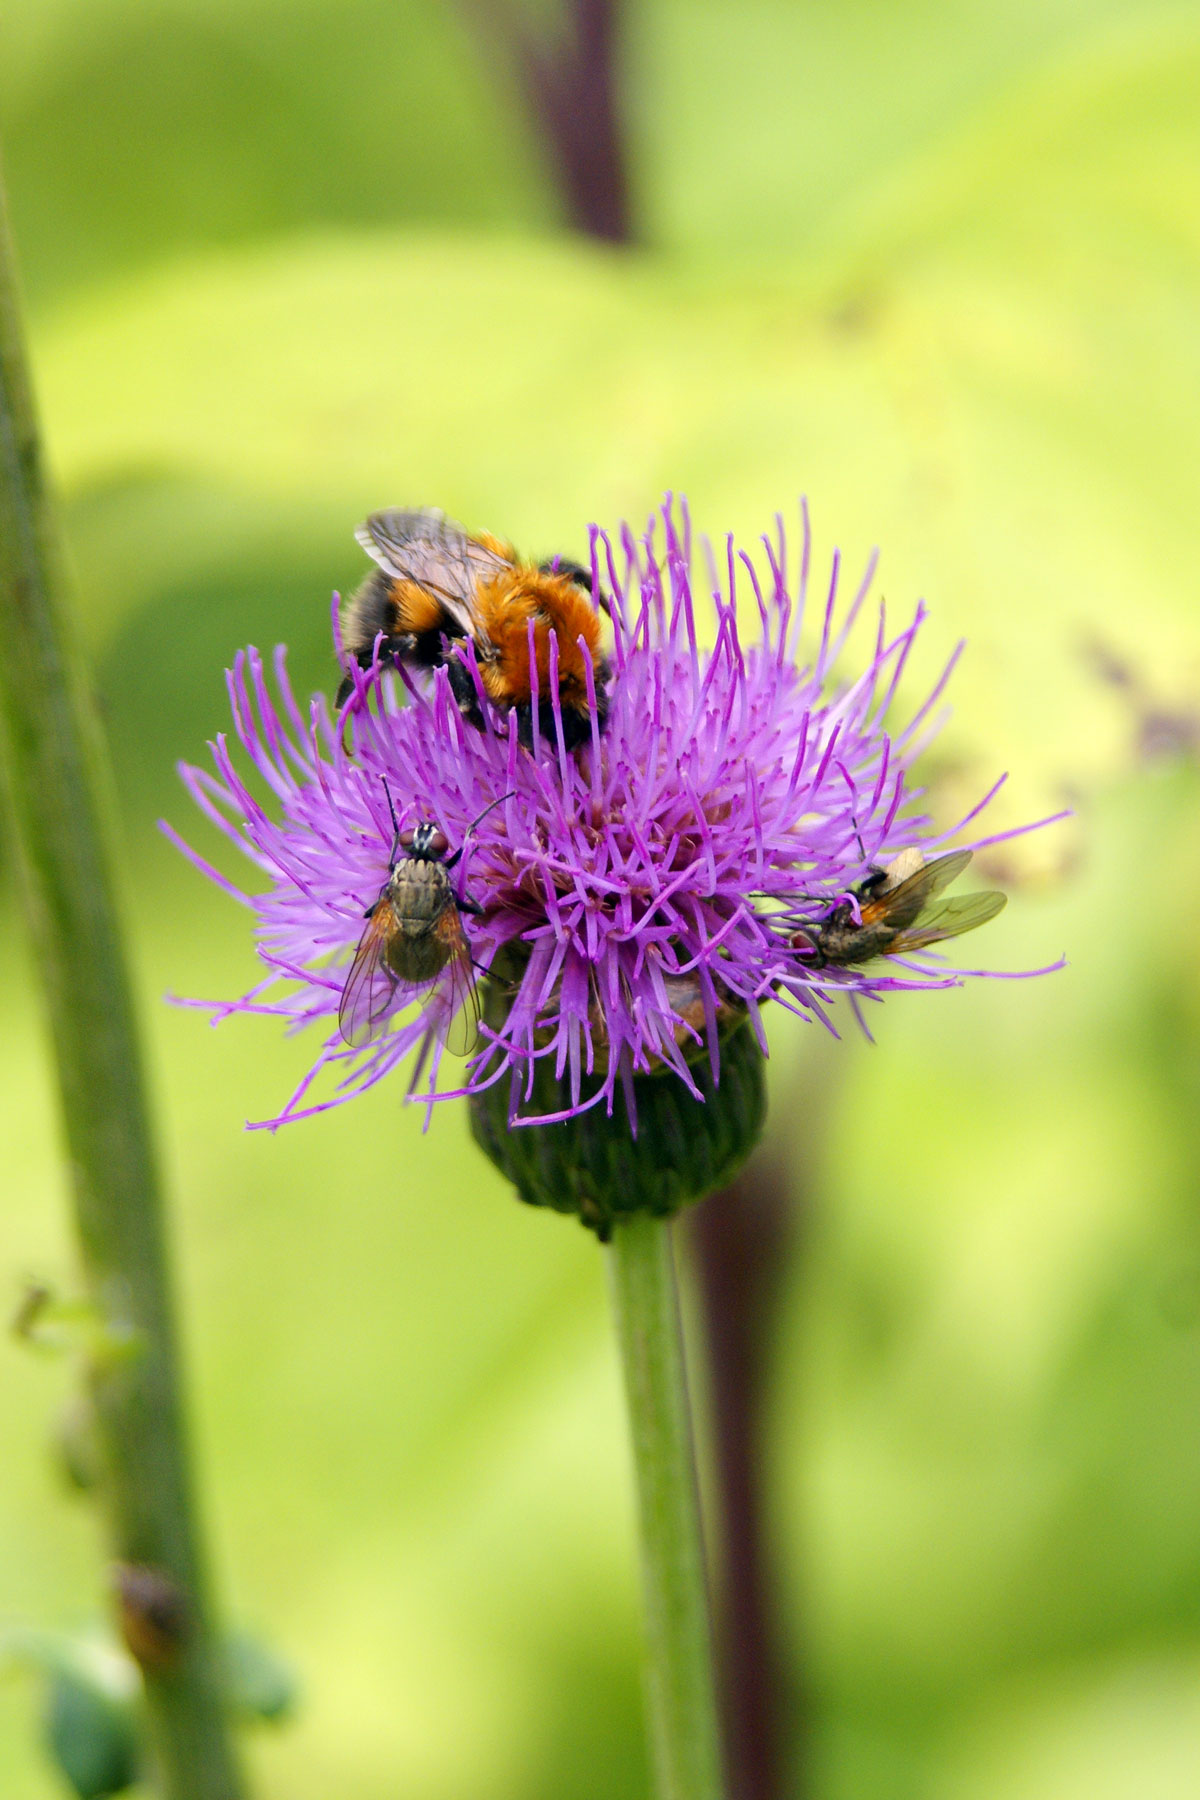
left=608, top=1212, right=726, bottom=1800
left=691, top=1048, right=837, bottom=1800
left=691, top=1151, right=796, bottom=1800
left=458, top=0, right=635, bottom=243
left=0, top=154, right=245, bottom=1798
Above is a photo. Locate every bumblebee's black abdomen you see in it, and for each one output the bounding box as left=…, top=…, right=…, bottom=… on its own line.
left=538, top=557, right=593, bottom=592
left=344, top=571, right=464, bottom=672
left=399, top=628, right=455, bottom=670
left=345, top=569, right=397, bottom=648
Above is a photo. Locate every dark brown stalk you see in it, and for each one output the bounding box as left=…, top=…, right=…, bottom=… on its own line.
left=690, top=1065, right=833, bottom=1800
left=458, top=0, right=635, bottom=243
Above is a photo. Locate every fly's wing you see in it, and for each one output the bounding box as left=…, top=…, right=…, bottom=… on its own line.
left=861, top=848, right=974, bottom=932
left=339, top=898, right=402, bottom=1048
left=422, top=907, right=481, bottom=1058
left=339, top=896, right=481, bottom=1053
left=885, top=889, right=1007, bottom=955
left=355, top=509, right=512, bottom=640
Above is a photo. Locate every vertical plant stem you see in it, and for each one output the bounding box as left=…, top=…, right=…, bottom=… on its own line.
left=607, top=1211, right=726, bottom=1800
left=0, top=156, right=245, bottom=1798
left=692, top=1052, right=837, bottom=1799
left=458, top=0, right=635, bottom=243
left=691, top=1153, right=792, bottom=1800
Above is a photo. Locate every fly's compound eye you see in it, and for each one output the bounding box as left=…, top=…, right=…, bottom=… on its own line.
left=402, top=822, right=449, bottom=858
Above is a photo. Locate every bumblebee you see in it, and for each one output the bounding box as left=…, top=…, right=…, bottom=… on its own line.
left=339, top=786, right=495, bottom=1056
left=337, top=508, right=609, bottom=751
left=790, top=847, right=1005, bottom=969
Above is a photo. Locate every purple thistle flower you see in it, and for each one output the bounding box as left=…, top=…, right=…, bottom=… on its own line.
left=166, top=500, right=1063, bottom=1132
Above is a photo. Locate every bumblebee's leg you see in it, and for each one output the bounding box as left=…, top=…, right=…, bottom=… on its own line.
left=446, top=658, right=486, bottom=730
left=510, top=698, right=592, bottom=752
left=455, top=892, right=485, bottom=916
left=512, top=701, right=535, bottom=748
left=557, top=706, right=595, bottom=753
left=337, top=636, right=407, bottom=709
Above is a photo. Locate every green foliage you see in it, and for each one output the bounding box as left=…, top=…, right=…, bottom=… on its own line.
left=44, top=1669, right=140, bottom=1800
left=2, top=1623, right=298, bottom=1792
left=223, top=1634, right=298, bottom=1726
left=0, top=0, right=552, bottom=309
left=2, top=1, right=1199, bottom=1797
left=1, top=1634, right=140, bottom=1799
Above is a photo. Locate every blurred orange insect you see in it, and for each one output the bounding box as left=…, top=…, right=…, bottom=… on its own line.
left=790, top=848, right=1006, bottom=969
left=337, top=507, right=608, bottom=750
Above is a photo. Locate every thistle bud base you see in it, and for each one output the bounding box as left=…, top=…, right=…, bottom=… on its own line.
left=469, top=1020, right=766, bottom=1239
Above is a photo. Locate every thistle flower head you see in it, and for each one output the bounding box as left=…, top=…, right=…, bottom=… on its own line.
left=168, top=500, right=1060, bottom=1133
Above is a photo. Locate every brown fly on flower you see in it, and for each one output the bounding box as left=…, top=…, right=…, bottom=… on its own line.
left=790, top=847, right=1006, bottom=970
left=338, top=785, right=509, bottom=1055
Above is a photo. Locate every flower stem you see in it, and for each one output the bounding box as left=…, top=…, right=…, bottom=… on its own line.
left=607, top=1211, right=726, bottom=1800
left=0, top=156, right=245, bottom=1797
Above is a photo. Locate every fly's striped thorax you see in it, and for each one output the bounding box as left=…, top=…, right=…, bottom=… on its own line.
left=387, top=859, right=452, bottom=930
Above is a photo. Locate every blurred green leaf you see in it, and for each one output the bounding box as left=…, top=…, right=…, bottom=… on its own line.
left=224, top=1631, right=298, bottom=1725
left=9, top=1282, right=143, bottom=1370
left=1, top=0, right=552, bottom=310
left=1, top=1632, right=141, bottom=1800
left=51, top=1396, right=105, bottom=1496
left=43, top=1669, right=139, bottom=1800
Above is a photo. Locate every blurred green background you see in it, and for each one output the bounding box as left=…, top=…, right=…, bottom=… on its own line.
left=3, top=1, right=1200, bottom=1795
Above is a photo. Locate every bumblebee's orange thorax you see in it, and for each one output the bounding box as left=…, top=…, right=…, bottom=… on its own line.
left=475, top=566, right=603, bottom=705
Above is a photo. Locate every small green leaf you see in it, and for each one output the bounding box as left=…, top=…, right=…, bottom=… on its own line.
left=8, top=1278, right=145, bottom=1368
left=52, top=1394, right=105, bottom=1493
left=224, top=1630, right=298, bottom=1724
left=44, top=1666, right=140, bottom=1799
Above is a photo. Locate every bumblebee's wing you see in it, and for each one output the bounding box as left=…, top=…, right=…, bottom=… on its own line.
left=861, top=848, right=974, bottom=932
left=885, top=889, right=1007, bottom=955
left=355, top=509, right=512, bottom=637
left=339, top=899, right=401, bottom=1048
left=422, top=908, right=481, bottom=1058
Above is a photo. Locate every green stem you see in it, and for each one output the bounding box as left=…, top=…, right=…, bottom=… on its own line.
left=0, top=156, right=246, bottom=1797
left=607, top=1212, right=727, bottom=1800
